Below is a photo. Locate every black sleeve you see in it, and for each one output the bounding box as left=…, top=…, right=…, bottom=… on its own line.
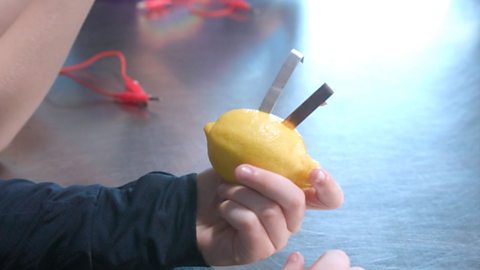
left=0, top=172, right=208, bottom=270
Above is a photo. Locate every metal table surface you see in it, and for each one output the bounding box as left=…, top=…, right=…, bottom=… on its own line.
left=1, top=0, right=479, bottom=269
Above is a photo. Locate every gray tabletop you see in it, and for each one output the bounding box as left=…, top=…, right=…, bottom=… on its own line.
left=1, top=0, right=479, bottom=269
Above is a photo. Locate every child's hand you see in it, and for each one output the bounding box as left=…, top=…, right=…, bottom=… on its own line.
left=304, top=168, right=344, bottom=210
left=195, top=164, right=344, bottom=266
left=282, top=251, right=364, bottom=270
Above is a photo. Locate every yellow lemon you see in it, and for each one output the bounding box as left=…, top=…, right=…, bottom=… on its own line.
left=204, top=108, right=319, bottom=189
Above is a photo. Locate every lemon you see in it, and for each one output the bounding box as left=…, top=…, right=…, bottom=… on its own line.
left=204, top=109, right=319, bottom=189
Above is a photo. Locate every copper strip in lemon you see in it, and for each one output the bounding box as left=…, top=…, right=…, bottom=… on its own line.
left=283, top=83, right=334, bottom=129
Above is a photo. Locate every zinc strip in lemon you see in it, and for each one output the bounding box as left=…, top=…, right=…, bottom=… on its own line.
left=283, top=83, right=334, bottom=129
left=259, top=49, right=304, bottom=113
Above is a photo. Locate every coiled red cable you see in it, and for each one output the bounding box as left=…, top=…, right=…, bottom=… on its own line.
left=60, top=50, right=158, bottom=106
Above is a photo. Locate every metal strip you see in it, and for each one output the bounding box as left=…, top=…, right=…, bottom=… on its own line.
left=259, top=49, right=304, bottom=113
left=283, top=83, right=334, bottom=129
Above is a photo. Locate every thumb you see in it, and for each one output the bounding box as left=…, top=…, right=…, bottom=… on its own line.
left=282, top=252, right=305, bottom=270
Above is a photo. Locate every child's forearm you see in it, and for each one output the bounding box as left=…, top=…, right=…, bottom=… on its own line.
left=0, top=0, right=95, bottom=152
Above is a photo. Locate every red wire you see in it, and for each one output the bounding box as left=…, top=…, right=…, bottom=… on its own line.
left=60, top=50, right=128, bottom=81
left=138, top=0, right=250, bottom=18
left=60, top=50, right=156, bottom=106
left=61, top=0, right=252, bottom=105
left=187, top=0, right=250, bottom=17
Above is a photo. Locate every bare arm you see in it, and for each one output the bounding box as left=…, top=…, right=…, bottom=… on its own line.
left=0, top=0, right=95, bottom=152
left=0, top=0, right=31, bottom=36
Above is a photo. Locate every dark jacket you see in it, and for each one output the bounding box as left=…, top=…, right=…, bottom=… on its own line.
left=0, top=172, right=207, bottom=269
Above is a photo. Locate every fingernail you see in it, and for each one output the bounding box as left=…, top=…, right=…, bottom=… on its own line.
left=313, top=168, right=327, bottom=185
left=287, top=252, right=301, bottom=263
left=239, top=165, right=253, bottom=176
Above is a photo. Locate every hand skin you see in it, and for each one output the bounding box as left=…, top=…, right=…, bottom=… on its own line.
left=0, top=0, right=94, bottom=152
left=282, top=251, right=364, bottom=270
left=195, top=164, right=344, bottom=266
